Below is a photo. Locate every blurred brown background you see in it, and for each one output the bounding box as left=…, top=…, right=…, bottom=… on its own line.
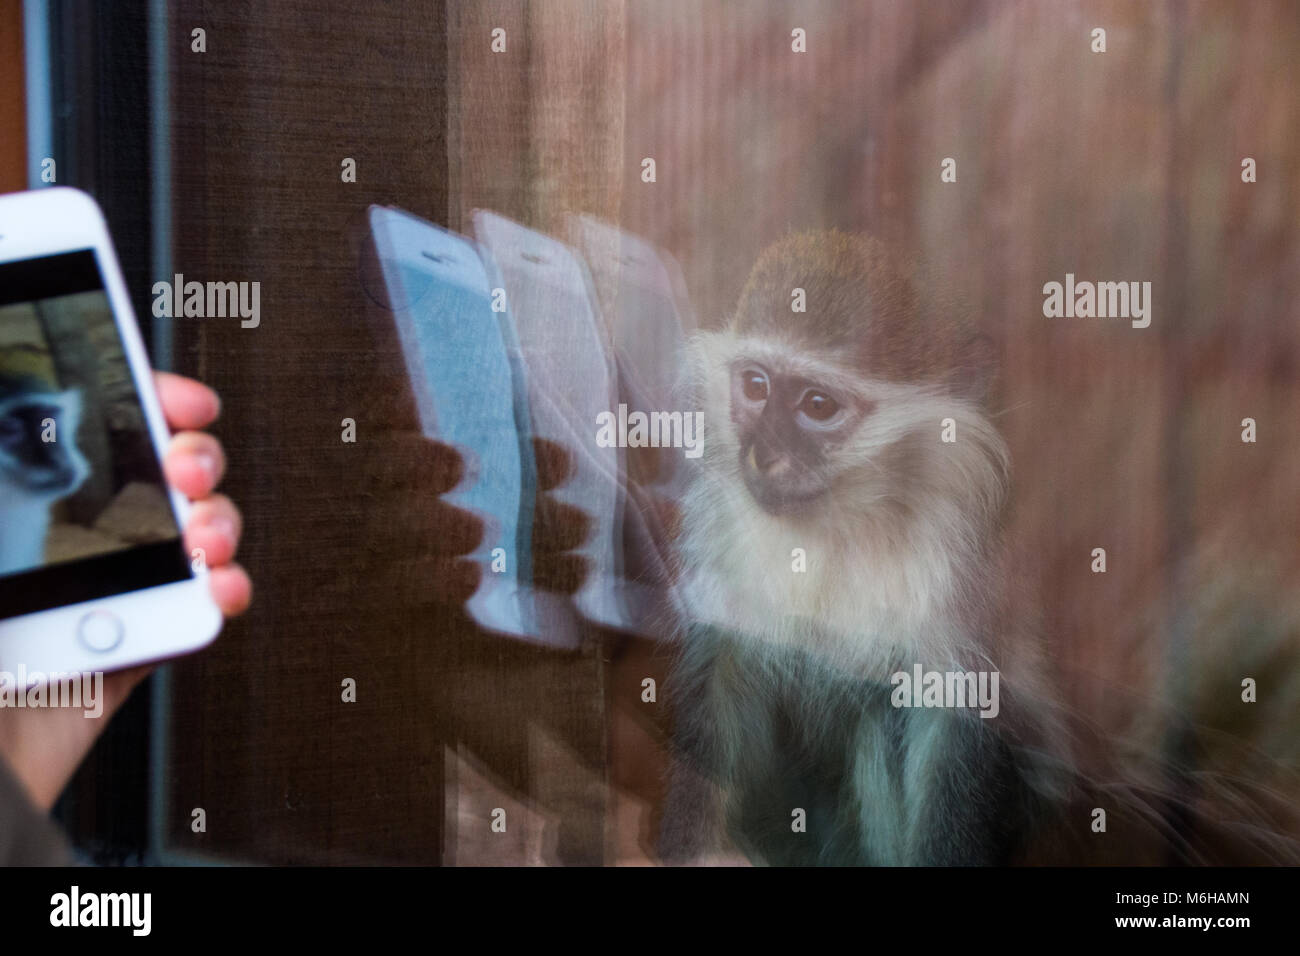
left=454, top=0, right=1300, bottom=858
left=10, top=0, right=1293, bottom=863
left=171, top=0, right=1300, bottom=864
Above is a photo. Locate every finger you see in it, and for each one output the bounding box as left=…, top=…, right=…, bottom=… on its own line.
left=365, top=557, right=482, bottom=608
left=208, top=562, right=252, bottom=617
left=532, top=438, right=576, bottom=492
left=183, top=494, right=243, bottom=567
left=627, top=444, right=672, bottom=485
left=366, top=494, right=484, bottom=557
left=154, top=371, right=221, bottom=431
left=532, top=552, right=589, bottom=595
left=164, top=431, right=226, bottom=498
left=290, top=494, right=484, bottom=559
left=532, top=494, right=592, bottom=553
left=319, top=554, right=483, bottom=610
left=423, top=501, right=484, bottom=556
left=366, top=433, right=467, bottom=495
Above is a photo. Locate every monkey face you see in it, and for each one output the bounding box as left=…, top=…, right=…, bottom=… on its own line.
left=0, top=388, right=89, bottom=498
left=729, top=360, right=864, bottom=515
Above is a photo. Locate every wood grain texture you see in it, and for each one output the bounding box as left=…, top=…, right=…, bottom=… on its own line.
left=158, top=0, right=1300, bottom=862
left=0, top=0, right=26, bottom=193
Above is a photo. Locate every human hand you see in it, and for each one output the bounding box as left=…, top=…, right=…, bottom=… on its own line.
left=0, top=371, right=249, bottom=810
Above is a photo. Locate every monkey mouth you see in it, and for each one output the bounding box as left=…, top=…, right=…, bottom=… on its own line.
left=740, top=451, right=827, bottom=516
left=23, top=467, right=81, bottom=492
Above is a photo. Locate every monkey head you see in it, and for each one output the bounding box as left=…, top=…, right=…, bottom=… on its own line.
left=688, top=230, right=1004, bottom=520
left=0, top=372, right=90, bottom=500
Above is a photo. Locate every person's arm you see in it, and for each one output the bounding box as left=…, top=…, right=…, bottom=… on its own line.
left=0, top=754, right=74, bottom=865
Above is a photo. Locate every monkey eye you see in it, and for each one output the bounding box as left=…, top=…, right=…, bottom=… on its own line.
left=740, top=369, right=769, bottom=402
left=0, top=414, right=23, bottom=446
left=798, top=390, right=840, bottom=422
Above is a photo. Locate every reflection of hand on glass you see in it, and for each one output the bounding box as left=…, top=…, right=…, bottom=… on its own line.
left=366, top=431, right=595, bottom=606
left=0, top=371, right=249, bottom=818
left=529, top=437, right=591, bottom=598
left=319, top=423, right=590, bottom=619
left=358, top=431, right=490, bottom=610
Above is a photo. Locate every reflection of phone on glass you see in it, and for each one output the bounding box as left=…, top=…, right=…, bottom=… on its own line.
left=364, top=205, right=540, bottom=639
left=0, top=188, right=222, bottom=677
left=569, top=214, right=691, bottom=493
left=472, top=210, right=631, bottom=633
left=567, top=216, right=695, bottom=631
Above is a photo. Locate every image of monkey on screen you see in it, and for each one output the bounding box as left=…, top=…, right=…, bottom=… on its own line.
left=0, top=292, right=178, bottom=579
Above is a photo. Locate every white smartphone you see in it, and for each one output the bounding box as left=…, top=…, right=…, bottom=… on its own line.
left=363, top=205, right=549, bottom=641
left=0, top=187, right=221, bottom=680
left=471, top=211, right=631, bottom=633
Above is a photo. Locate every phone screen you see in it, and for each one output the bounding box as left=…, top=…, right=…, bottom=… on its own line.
left=364, top=210, right=538, bottom=638
left=487, top=248, right=627, bottom=629
left=384, top=252, right=533, bottom=579
left=0, top=249, right=191, bottom=619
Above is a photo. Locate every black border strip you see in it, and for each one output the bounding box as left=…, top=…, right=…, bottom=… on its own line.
left=0, top=249, right=103, bottom=308
left=0, top=538, right=191, bottom=620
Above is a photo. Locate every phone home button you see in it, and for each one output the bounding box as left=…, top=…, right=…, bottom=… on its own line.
left=78, top=610, right=124, bottom=653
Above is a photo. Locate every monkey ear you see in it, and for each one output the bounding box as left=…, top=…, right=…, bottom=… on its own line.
left=948, top=333, right=998, bottom=403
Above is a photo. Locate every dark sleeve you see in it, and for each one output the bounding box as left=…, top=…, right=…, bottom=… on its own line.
left=0, top=757, right=74, bottom=866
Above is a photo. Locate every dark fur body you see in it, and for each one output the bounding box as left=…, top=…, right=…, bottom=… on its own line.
left=664, top=624, right=1049, bottom=865
left=658, top=230, right=1300, bottom=866
left=660, top=231, right=1067, bottom=865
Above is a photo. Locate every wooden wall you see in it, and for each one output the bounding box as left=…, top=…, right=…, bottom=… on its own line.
left=159, top=0, right=1300, bottom=863
left=0, top=0, right=26, bottom=194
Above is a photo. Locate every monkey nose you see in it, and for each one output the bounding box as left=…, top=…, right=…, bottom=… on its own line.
left=748, top=441, right=789, bottom=476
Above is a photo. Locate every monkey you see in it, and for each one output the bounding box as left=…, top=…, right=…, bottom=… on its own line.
left=0, top=373, right=90, bottom=576
left=658, top=230, right=1073, bottom=865
left=656, top=230, right=1300, bottom=867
